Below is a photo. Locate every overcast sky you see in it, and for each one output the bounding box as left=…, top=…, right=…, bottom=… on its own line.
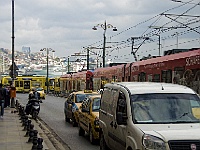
left=0, top=0, right=199, bottom=63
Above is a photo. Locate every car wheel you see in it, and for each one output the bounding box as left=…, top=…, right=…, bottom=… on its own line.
left=65, top=114, right=70, bottom=122
left=89, top=127, right=96, bottom=144
left=100, top=133, right=109, bottom=150
left=72, top=116, right=78, bottom=127
left=79, top=126, right=85, bottom=136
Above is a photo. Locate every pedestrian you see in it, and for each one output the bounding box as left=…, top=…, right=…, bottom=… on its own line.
left=0, top=83, right=6, bottom=118
left=5, top=85, right=11, bottom=107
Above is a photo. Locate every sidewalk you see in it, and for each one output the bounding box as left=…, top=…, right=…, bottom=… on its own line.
left=0, top=107, right=66, bottom=150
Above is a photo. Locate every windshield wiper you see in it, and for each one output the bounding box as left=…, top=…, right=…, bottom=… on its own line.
left=179, top=112, right=190, bottom=119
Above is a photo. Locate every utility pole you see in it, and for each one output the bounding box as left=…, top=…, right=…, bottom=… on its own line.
left=87, top=48, right=89, bottom=70
left=11, top=0, right=15, bottom=83
left=67, top=56, right=70, bottom=73
left=131, top=37, right=150, bottom=61
left=71, top=53, right=87, bottom=71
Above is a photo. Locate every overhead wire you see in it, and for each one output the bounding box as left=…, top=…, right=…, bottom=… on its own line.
left=81, top=0, right=199, bottom=61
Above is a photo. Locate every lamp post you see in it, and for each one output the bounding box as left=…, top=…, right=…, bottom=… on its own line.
left=92, top=20, right=117, bottom=67
left=40, top=48, right=55, bottom=94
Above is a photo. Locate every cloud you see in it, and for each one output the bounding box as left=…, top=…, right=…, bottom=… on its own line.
left=0, top=0, right=199, bottom=62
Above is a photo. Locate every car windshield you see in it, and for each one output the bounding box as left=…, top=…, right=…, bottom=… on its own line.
left=131, top=93, right=200, bottom=124
left=36, top=88, right=43, bottom=91
left=92, top=97, right=101, bottom=112
left=76, top=94, right=98, bottom=103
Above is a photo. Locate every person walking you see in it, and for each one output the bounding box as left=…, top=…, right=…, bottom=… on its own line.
left=0, top=83, right=6, bottom=118
left=5, top=85, right=11, bottom=107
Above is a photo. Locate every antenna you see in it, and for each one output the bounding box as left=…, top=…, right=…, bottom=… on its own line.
left=161, top=84, right=164, bottom=90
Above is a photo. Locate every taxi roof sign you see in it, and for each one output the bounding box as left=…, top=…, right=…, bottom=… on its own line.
left=84, top=89, right=93, bottom=93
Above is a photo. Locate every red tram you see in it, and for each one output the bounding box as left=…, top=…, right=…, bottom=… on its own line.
left=59, top=48, right=200, bottom=95
left=59, top=70, right=94, bottom=95
left=125, top=48, right=200, bottom=94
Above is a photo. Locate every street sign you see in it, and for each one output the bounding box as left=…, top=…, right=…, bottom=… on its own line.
left=9, top=62, right=19, bottom=70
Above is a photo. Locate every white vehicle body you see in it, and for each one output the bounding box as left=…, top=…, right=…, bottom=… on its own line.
left=99, top=82, right=200, bottom=150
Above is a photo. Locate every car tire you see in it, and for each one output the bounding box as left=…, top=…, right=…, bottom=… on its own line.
left=100, top=133, right=109, bottom=150
left=89, top=127, right=96, bottom=144
left=79, top=126, right=85, bottom=136
left=65, top=114, right=70, bottom=122
left=72, top=116, right=78, bottom=127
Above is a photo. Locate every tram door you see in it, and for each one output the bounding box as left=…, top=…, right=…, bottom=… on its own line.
left=24, top=80, right=31, bottom=92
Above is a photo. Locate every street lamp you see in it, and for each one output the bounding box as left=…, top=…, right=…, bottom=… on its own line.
left=92, top=20, right=117, bottom=67
left=40, top=48, right=55, bottom=94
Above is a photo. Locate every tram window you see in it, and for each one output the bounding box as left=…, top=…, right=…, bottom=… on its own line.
left=15, top=81, right=19, bottom=87
left=161, top=70, right=172, bottom=83
left=153, top=74, right=160, bottom=82
left=138, top=72, right=146, bottom=82
left=147, top=74, right=153, bottom=82
left=20, top=81, right=23, bottom=87
left=65, top=81, right=68, bottom=91
left=174, top=67, right=184, bottom=82
left=132, top=75, right=138, bottom=82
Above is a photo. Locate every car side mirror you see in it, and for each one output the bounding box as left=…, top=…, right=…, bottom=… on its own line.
left=116, top=112, right=127, bottom=125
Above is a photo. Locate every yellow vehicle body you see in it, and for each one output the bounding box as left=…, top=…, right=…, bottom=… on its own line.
left=54, top=77, right=60, bottom=96
left=64, top=90, right=99, bottom=127
left=60, top=74, right=72, bottom=96
left=1, top=75, right=48, bottom=93
left=1, top=76, right=13, bottom=85
left=36, top=87, right=46, bottom=99
left=48, top=77, right=55, bottom=93
left=78, top=95, right=101, bottom=144
left=15, top=76, right=46, bottom=93
left=192, top=108, right=200, bottom=119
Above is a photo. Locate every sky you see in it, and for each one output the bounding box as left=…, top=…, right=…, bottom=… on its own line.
left=0, top=0, right=199, bottom=63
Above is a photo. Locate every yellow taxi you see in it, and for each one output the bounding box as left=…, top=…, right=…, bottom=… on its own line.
left=28, top=87, right=46, bottom=100
left=78, top=94, right=101, bottom=144
left=64, top=90, right=99, bottom=127
left=36, top=87, right=46, bottom=99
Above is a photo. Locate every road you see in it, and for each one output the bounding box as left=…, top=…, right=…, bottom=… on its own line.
left=17, top=93, right=100, bottom=150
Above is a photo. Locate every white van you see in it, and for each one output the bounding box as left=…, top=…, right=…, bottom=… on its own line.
left=99, top=82, right=200, bottom=150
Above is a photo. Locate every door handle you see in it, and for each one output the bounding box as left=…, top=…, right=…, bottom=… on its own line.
left=110, top=121, right=113, bottom=127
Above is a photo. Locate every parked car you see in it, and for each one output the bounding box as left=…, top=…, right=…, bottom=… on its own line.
left=28, top=87, right=45, bottom=100
left=78, top=94, right=101, bottom=144
left=99, top=82, right=200, bottom=150
left=36, top=87, right=46, bottom=99
left=64, top=90, right=99, bottom=127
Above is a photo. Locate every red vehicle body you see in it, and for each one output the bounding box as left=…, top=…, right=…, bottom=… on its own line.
left=125, top=48, right=200, bottom=94
left=60, top=70, right=94, bottom=95
left=60, top=48, right=200, bottom=95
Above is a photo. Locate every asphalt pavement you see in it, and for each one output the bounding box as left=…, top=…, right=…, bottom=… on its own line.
left=0, top=106, right=66, bottom=150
